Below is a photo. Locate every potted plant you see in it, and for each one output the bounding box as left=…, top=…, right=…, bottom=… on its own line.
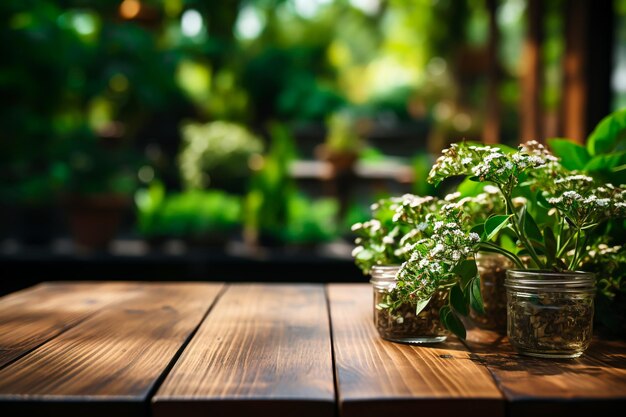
left=444, top=184, right=514, bottom=331
left=426, top=140, right=626, bottom=357
left=178, top=121, right=264, bottom=194
left=352, top=194, right=483, bottom=343
left=56, top=132, right=139, bottom=251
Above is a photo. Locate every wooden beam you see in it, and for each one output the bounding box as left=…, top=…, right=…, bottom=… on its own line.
left=152, top=284, right=335, bottom=417
left=562, top=0, right=588, bottom=144
left=483, top=0, right=501, bottom=144
left=0, top=283, right=223, bottom=417
left=465, top=329, right=626, bottom=417
left=520, top=0, right=544, bottom=143
left=328, top=284, right=504, bottom=417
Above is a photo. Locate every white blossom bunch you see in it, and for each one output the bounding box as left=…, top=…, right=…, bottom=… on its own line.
left=429, top=139, right=626, bottom=272
left=351, top=195, right=425, bottom=274
left=427, top=141, right=552, bottom=187
left=396, top=216, right=480, bottom=303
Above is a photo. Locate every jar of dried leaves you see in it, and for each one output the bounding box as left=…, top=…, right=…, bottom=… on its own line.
left=371, top=265, right=448, bottom=344
left=505, top=270, right=595, bottom=358
left=471, top=253, right=514, bottom=331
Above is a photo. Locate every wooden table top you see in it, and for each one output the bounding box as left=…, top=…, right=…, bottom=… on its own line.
left=0, top=282, right=624, bottom=417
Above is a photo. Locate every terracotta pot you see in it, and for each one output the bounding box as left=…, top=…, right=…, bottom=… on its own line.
left=66, top=194, right=130, bottom=250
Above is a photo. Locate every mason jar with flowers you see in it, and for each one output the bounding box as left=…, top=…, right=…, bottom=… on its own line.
left=426, top=140, right=626, bottom=358
left=352, top=194, right=485, bottom=343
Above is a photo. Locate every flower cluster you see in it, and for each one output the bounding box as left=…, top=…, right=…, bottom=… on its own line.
left=396, top=216, right=480, bottom=303
left=428, top=139, right=626, bottom=272
left=351, top=195, right=433, bottom=274
left=427, top=142, right=550, bottom=187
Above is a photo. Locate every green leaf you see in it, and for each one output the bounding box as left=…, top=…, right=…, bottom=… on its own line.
left=440, top=305, right=466, bottom=339
left=484, top=214, right=512, bottom=241
left=499, top=233, right=517, bottom=254
left=450, top=283, right=469, bottom=316
left=536, top=191, right=552, bottom=209
left=452, top=259, right=478, bottom=288
left=587, top=108, right=626, bottom=156
left=415, top=297, right=431, bottom=316
left=470, top=277, right=485, bottom=315
left=457, top=177, right=487, bottom=197
left=519, top=206, right=543, bottom=243
left=547, top=138, right=590, bottom=170
left=584, top=152, right=626, bottom=171
left=544, top=226, right=557, bottom=266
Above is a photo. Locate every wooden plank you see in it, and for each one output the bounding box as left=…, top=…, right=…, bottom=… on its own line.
left=152, top=284, right=335, bottom=417
left=465, top=329, right=626, bottom=417
left=0, top=282, right=143, bottom=368
left=328, top=284, right=504, bottom=417
left=0, top=282, right=223, bottom=417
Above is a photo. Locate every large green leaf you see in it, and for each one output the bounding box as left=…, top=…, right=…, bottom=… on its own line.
left=484, top=214, right=512, bottom=241
left=585, top=151, right=626, bottom=169
left=519, top=206, right=543, bottom=243
left=547, top=138, right=590, bottom=170
left=450, top=283, right=469, bottom=316
left=452, top=259, right=478, bottom=288
left=587, top=108, right=626, bottom=156
left=440, top=305, right=466, bottom=339
left=543, top=226, right=557, bottom=266
left=469, top=277, right=484, bottom=315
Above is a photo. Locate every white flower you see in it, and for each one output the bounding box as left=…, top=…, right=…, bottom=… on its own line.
left=351, top=223, right=363, bottom=231
left=351, top=246, right=363, bottom=257
left=483, top=185, right=499, bottom=194
left=469, top=232, right=480, bottom=242
left=445, top=192, right=461, bottom=201
left=431, top=243, right=445, bottom=256
left=595, top=198, right=610, bottom=207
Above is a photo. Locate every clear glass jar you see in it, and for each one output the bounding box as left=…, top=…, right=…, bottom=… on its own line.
left=370, top=265, right=448, bottom=344
left=471, top=253, right=514, bottom=331
left=505, top=270, right=595, bottom=358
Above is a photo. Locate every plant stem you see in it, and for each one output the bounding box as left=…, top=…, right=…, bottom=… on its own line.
left=478, top=242, right=525, bottom=269
left=501, top=188, right=544, bottom=268
left=568, top=228, right=581, bottom=271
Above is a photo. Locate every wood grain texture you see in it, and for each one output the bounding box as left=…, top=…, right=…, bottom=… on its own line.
left=0, top=282, right=142, bottom=368
left=465, top=329, right=626, bottom=417
left=328, top=284, right=504, bottom=417
left=0, top=282, right=223, bottom=417
left=152, top=284, right=334, bottom=417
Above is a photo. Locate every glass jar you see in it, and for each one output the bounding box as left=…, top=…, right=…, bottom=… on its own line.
left=471, top=253, right=514, bottom=331
left=370, top=265, right=448, bottom=344
left=505, top=270, right=595, bottom=358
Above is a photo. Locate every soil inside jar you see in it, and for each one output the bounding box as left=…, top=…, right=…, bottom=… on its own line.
left=507, top=291, right=594, bottom=355
left=471, top=255, right=511, bottom=331
left=374, top=289, right=448, bottom=340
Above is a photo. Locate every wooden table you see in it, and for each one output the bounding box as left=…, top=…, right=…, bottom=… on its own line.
left=0, top=282, right=624, bottom=417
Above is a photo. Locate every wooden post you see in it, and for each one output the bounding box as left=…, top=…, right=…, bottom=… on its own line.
left=520, top=0, right=544, bottom=143
left=483, top=0, right=501, bottom=144
left=585, top=0, right=614, bottom=136
left=561, top=0, right=587, bottom=144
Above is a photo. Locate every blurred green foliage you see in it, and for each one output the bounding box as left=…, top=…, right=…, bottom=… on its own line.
left=135, top=181, right=241, bottom=241
left=178, top=121, right=263, bottom=191
left=0, top=0, right=572, bottom=246
left=244, top=123, right=297, bottom=243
